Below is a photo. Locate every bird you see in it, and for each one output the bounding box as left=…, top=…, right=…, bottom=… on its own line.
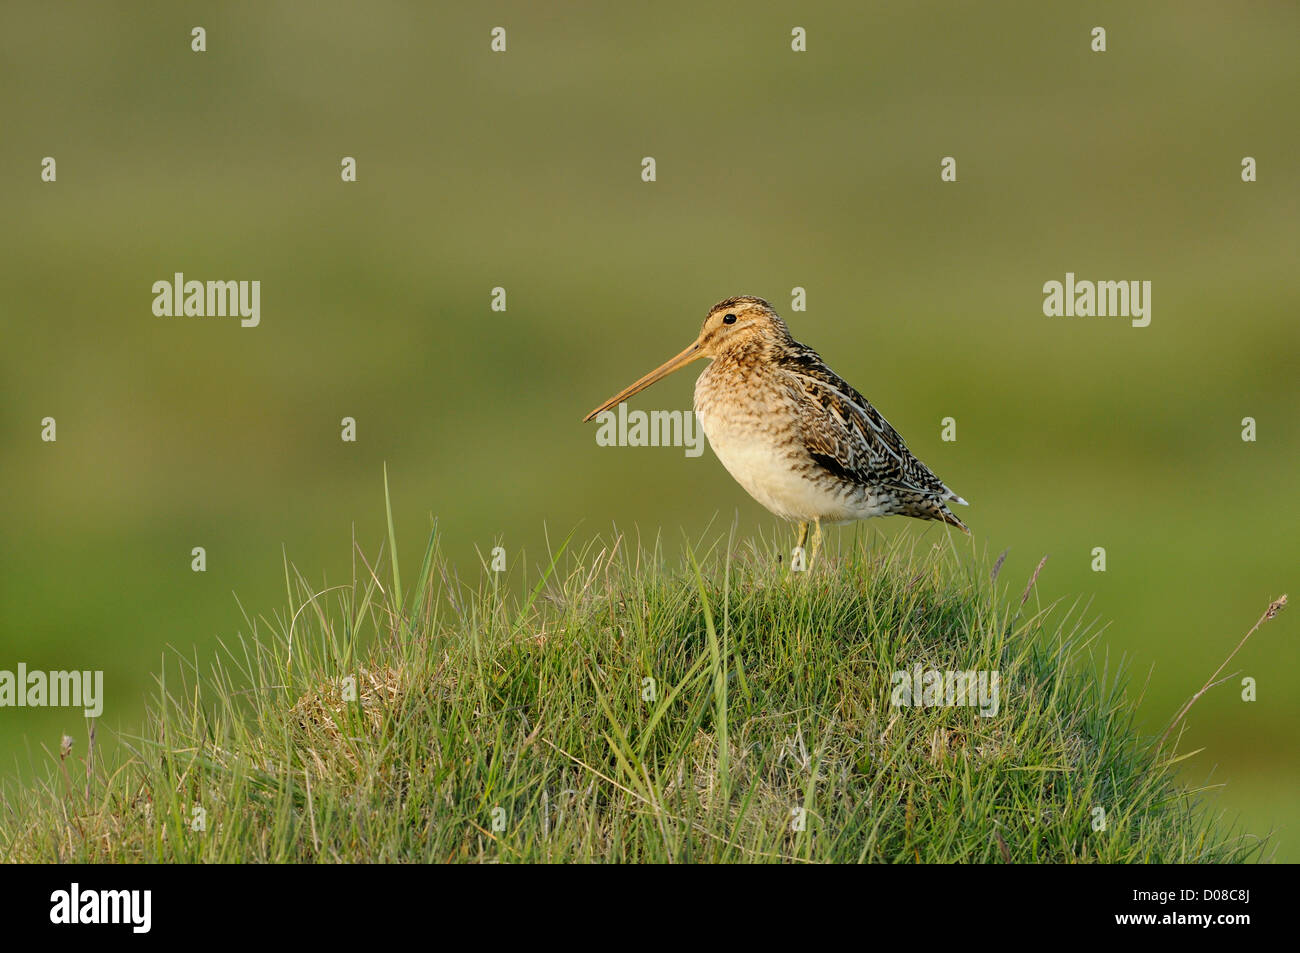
left=583, top=296, right=968, bottom=564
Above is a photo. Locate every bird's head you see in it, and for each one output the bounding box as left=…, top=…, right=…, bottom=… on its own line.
left=583, top=295, right=791, bottom=421
left=695, top=296, right=792, bottom=359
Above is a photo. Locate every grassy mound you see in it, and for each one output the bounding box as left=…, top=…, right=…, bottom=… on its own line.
left=0, top=519, right=1262, bottom=863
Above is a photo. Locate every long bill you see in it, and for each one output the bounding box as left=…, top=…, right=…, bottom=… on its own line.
left=583, top=339, right=705, bottom=422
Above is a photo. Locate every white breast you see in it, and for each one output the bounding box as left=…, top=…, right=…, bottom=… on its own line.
left=694, top=373, right=884, bottom=523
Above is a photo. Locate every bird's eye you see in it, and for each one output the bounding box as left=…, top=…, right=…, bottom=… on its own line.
left=723, top=313, right=737, bottom=325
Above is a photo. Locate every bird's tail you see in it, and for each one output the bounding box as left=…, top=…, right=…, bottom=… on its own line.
left=911, top=495, right=970, bottom=534
left=938, top=485, right=970, bottom=533
left=938, top=506, right=970, bottom=534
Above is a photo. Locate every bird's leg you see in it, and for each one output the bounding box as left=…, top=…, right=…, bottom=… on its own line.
left=794, top=521, right=808, bottom=566
left=809, top=518, right=823, bottom=569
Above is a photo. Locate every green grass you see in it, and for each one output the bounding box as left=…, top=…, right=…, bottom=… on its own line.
left=0, top=508, right=1268, bottom=863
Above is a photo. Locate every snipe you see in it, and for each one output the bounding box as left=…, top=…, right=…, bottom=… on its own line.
left=584, top=296, right=968, bottom=562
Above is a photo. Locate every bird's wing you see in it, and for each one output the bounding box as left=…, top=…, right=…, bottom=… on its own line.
left=781, top=347, right=962, bottom=503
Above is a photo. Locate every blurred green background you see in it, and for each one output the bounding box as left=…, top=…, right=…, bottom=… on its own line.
left=2, top=2, right=1296, bottom=857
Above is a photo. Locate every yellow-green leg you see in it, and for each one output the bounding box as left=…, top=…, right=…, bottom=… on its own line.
left=809, top=518, right=823, bottom=569
left=793, top=521, right=809, bottom=569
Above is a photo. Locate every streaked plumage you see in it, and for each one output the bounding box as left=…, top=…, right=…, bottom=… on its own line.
left=584, top=296, right=968, bottom=556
